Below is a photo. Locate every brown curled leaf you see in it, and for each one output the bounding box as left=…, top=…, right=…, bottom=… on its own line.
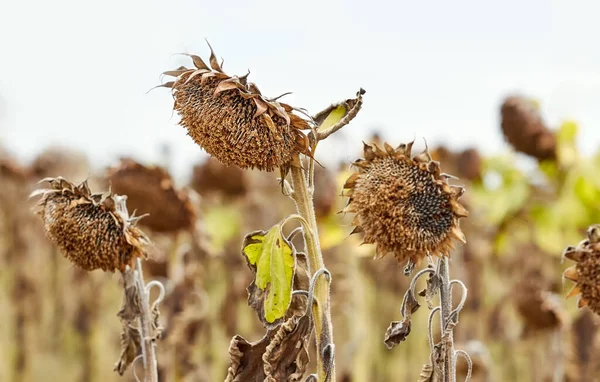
left=384, top=288, right=420, bottom=349
left=224, top=312, right=312, bottom=382
left=113, top=323, right=142, bottom=376
left=384, top=319, right=412, bottom=349
left=117, top=268, right=142, bottom=322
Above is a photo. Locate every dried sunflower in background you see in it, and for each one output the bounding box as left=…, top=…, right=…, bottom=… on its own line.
left=313, top=165, right=337, bottom=219
left=500, top=96, right=556, bottom=161
left=431, top=146, right=482, bottom=182
left=191, top=157, right=248, bottom=198
left=31, top=146, right=91, bottom=181
left=106, top=158, right=197, bottom=233
left=563, top=224, right=600, bottom=315
left=161, top=43, right=312, bottom=172
left=513, top=269, right=566, bottom=335
left=343, top=141, right=468, bottom=265
left=31, top=177, right=150, bottom=272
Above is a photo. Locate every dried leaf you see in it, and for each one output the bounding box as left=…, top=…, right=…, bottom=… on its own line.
left=181, top=53, right=209, bottom=70
left=425, top=270, right=441, bottom=309
left=242, top=225, right=295, bottom=325
left=206, top=40, right=224, bottom=72
left=113, top=323, right=141, bottom=376
left=224, top=312, right=312, bottom=382
left=117, top=269, right=142, bottom=322
left=151, top=303, right=163, bottom=341
left=417, top=363, right=434, bottom=382
left=253, top=98, right=269, bottom=118
left=162, top=68, right=190, bottom=77
left=214, top=78, right=243, bottom=95
left=384, top=319, right=411, bottom=349
left=384, top=288, right=420, bottom=349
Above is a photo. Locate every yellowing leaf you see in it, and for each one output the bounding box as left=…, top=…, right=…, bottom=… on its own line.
left=242, top=225, right=295, bottom=323
left=317, top=105, right=346, bottom=132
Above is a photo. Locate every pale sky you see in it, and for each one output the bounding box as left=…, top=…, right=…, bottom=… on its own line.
left=1, top=0, right=599, bottom=180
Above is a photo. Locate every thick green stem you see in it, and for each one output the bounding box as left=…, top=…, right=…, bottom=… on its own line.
left=289, top=155, right=335, bottom=381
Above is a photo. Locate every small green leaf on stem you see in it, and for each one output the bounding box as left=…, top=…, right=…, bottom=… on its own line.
left=242, top=225, right=295, bottom=324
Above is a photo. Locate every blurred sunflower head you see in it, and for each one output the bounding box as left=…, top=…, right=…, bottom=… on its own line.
left=500, top=96, right=556, bottom=161
left=31, top=177, right=150, bottom=272
left=106, top=159, right=197, bottom=233
left=514, top=269, right=566, bottom=333
left=191, top=157, right=249, bottom=198
left=342, top=141, right=468, bottom=265
left=161, top=43, right=312, bottom=172
left=563, top=225, right=600, bottom=315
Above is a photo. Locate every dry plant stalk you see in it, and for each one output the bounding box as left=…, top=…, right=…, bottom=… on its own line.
left=30, top=177, right=165, bottom=382
left=160, top=42, right=365, bottom=381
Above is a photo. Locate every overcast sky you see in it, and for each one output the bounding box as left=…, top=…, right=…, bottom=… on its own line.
left=1, top=0, right=599, bottom=179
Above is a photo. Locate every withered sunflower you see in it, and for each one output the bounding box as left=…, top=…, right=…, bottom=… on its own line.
left=106, top=159, right=197, bottom=233
left=563, top=224, right=600, bottom=315
left=513, top=270, right=565, bottom=334
left=31, top=177, right=150, bottom=272
left=500, top=96, right=556, bottom=161
left=161, top=43, right=312, bottom=172
left=342, top=141, right=468, bottom=265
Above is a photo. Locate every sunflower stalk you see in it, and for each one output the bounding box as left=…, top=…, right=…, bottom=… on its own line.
left=438, top=257, right=456, bottom=382
left=289, top=154, right=335, bottom=381
left=134, top=258, right=159, bottom=382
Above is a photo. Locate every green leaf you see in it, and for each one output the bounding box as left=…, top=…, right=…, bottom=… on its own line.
left=317, top=104, right=347, bottom=132
left=242, top=225, right=295, bottom=323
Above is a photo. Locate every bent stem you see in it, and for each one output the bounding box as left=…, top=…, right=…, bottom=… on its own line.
left=134, top=258, right=159, bottom=382
left=289, top=154, right=335, bottom=381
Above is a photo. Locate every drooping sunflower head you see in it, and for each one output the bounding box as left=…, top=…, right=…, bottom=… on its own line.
left=31, top=177, right=150, bottom=272
left=342, top=141, right=468, bottom=265
left=160, top=43, right=312, bottom=172
left=563, top=224, right=600, bottom=315
left=500, top=96, right=556, bottom=161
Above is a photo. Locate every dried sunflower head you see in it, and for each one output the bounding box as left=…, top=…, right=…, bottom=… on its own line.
left=563, top=225, right=600, bottom=315
left=161, top=43, right=312, bottom=172
left=106, top=159, right=197, bottom=233
left=500, top=96, right=556, bottom=161
left=31, top=177, right=150, bottom=272
left=514, top=269, right=566, bottom=334
left=31, top=146, right=90, bottom=181
left=191, top=157, right=248, bottom=198
left=342, top=141, right=468, bottom=265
